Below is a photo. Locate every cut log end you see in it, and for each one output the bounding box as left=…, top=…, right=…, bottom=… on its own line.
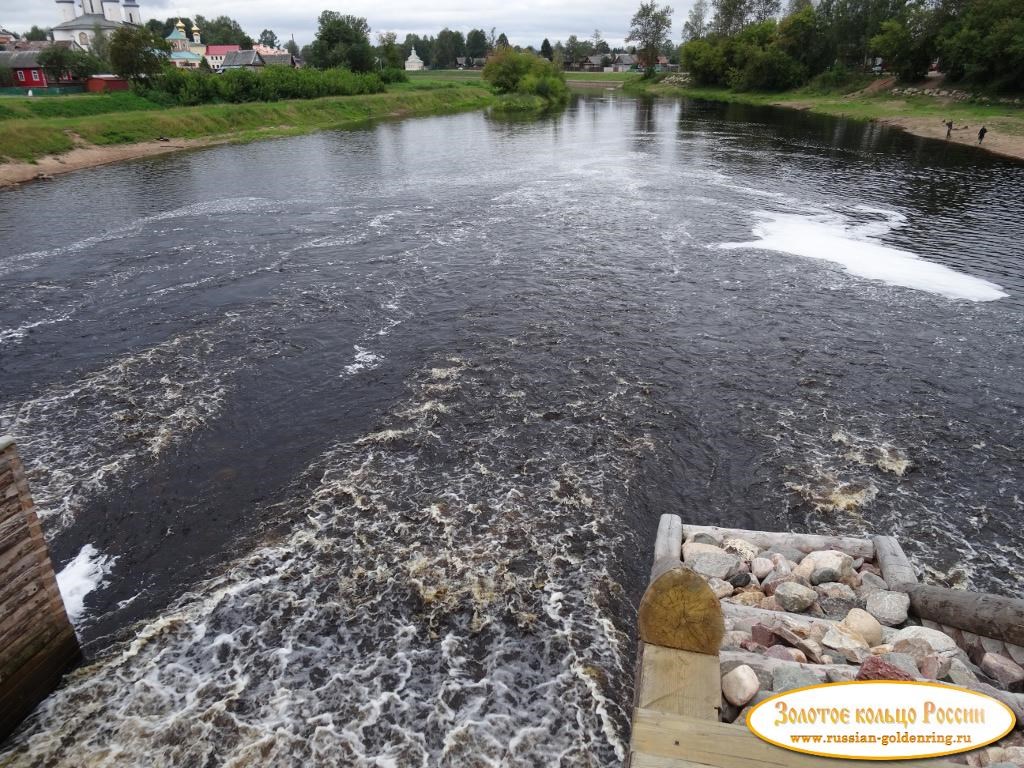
left=638, top=565, right=724, bottom=654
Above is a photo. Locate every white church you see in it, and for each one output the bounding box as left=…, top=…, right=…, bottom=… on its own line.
left=51, top=0, right=144, bottom=52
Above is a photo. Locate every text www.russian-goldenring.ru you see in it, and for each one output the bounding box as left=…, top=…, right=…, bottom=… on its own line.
left=790, top=732, right=973, bottom=747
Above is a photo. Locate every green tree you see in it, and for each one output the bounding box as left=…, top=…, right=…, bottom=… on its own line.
left=750, top=0, right=783, bottom=23
left=258, top=29, right=279, bottom=48
left=683, top=0, right=710, bottom=40
left=870, top=8, right=935, bottom=80
left=938, top=0, right=1024, bottom=90
left=540, top=38, right=554, bottom=59
left=467, top=29, right=488, bottom=58
left=23, top=25, right=50, bottom=42
left=285, top=38, right=300, bottom=56
left=592, top=29, right=611, bottom=54
left=377, top=31, right=403, bottom=68
left=626, top=2, right=675, bottom=74
left=482, top=48, right=569, bottom=106
left=307, top=11, right=374, bottom=72
left=109, top=25, right=170, bottom=82
left=193, top=15, right=254, bottom=48
left=37, top=45, right=75, bottom=82
left=90, top=25, right=111, bottom=67
left=712, top=0, right=752, bottom=36
left=496, top=32, right=510, bottom=48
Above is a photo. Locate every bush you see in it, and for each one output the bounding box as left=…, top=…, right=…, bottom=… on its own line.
left=378, top=67, right=408, bottom=84
left=483, top=49, right=568, bottom=110
left=729, top=45, right=807, bottom=91
left=145, top=65, right=385, bottom=106
left=681, top=39, right=729, bottom=85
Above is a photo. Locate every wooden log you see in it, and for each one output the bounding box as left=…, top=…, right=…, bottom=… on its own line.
left=652, top=514, right=684, bottom=579
left=907, top=583, right=1024, bottom=648
left=872, top=536, right=918, bottom=590
left=682, top=525, right=873, bottom=559
left=636, top=642, right=721, bottom=720
left=629, top=708, right=963, bottom=768
left=639, top=565, right=724, bottom=654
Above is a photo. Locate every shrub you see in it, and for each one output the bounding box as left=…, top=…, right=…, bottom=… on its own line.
left=483, top=49, right=568, bottom=110
left=681, top=39, right=729, bottom=85
left=378, top=68, right=408, bottom=84
left=729, top=45, right=806, bottom=91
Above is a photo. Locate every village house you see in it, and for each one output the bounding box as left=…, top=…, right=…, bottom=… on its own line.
left=204, top=44, right=240, bottom=70
left=0, top=51, right=50, bottom=89
left=220, top=49, right=265, bottom=71
left=0, top=28, right=17, bottom=47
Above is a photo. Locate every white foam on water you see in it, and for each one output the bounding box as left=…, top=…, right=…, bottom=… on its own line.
left=721, top=210, right=1007, bottom=302
left=55, top=544, right=116, bottom=625
left=0, top=311, right=74, bottom=347
left=342, top=345, right=382, bottom=376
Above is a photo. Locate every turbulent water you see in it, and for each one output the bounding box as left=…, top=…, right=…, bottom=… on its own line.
left=1, top=93, right=1022, bottom=765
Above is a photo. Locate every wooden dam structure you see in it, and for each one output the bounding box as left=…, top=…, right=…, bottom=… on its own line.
left=627, top=514, right=1024, bottom=767
left=0, top=436, right=79, bottom=742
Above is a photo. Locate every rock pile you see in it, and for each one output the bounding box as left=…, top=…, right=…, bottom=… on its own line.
left=678, top=528, right=1024, bottom=761
left=889, top=86, right=1023, bottom=106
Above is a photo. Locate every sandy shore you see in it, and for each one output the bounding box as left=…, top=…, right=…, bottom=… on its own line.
left=0, top=138, right=224, bottom=188
left=878, top=116, right=1024, bottom=162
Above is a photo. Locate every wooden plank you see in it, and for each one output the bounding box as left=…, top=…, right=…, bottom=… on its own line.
left=653, top=514, right=684, bottom=578
left=873, top=536, right=918, bottom=590
left=683, top=526, right=873, bottom=559
left=631, top=755, right=718, bottom=768
left=636, top=643, right=721, bottom=720
left=630, top=709, right=963, bottom=768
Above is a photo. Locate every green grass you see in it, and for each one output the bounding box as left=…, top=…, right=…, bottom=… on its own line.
left=0, top=85, right=496, bottom=163
left=638, top=81, right=1024, bottom=136
left=406, top=70, right=482, bottom=83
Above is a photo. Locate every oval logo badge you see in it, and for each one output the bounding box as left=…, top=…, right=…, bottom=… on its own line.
left=747, top=681, right=1016, bottom=760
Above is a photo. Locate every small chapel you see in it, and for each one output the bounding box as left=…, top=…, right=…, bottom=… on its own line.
left=51, top=0, right=143, bottom=52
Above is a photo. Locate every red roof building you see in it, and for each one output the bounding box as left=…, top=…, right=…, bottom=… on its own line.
left=204, top=44, right=241, bottom=69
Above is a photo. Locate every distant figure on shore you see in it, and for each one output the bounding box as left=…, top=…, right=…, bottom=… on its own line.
left=945, top=120, right=954, bottom=139
left=978, top=126, right=988, bottom=144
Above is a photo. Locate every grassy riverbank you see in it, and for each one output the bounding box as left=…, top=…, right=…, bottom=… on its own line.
left=635, top=78, right=1024, bottom=160
left=0, top=83, right=494, bottom=169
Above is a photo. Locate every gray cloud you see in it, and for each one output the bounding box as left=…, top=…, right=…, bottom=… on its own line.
left=5, top=0, right=695, bottom=47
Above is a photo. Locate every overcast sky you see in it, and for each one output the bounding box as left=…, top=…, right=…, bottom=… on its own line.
left=4, top=0, right=695, bottom=48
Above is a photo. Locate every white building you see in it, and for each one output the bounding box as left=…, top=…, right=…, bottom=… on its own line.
left=51, top=0, right=143, bottom=52
left=405, top=46, right=424, bottom=71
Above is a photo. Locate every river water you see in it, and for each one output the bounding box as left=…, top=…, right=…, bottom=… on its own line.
left=0, top=93, right=1022, bottom=765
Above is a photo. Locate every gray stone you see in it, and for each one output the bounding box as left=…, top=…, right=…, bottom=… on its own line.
left=683, top=541, right=725, bottom=562
left=815, top=582, right=856, bottom=601
left=691, top=532, right=721, bottom=546
left=919, top=653, right=952, bottom=680
left=772, top=666, right=819, bottom=692
left=980, top=653, right=1024, bottom=692
left=729, top=572, right=751, bottom=588
left=826, top=667, right=858, bottom=683
left=818, top=597, right=858, bottom=619
left=893, top=637, right=935, bottom=664
left=880, top=653, right=920, bottom=677
left=794, top=550, right=854, bottom=582
left=708, top=577, right=735, bottom=599
left=866, top=591, right=910, bottom=627
left=751, top=557, right=774, bottom=580
left=811, top=567, right=841, bottom=586
left=891, top=626, right=958, bottom=654
left=774, top=582, right=818, bottom=613
left=689, top=550, right=742, bottom=580
left=857, top=571, right=889, bottom=596
left=823, top=625, right=871, bottom=663
left=944, top=658, right=978, bottom=687
left=766, top=546, right=806, bottom=564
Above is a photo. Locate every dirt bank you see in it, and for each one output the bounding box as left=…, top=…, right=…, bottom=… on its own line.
left=877, top=116, right=1024, bottom=162
left=0, top=138, right=225, bottom=188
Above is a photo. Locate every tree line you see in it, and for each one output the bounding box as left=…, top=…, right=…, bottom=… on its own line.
left=680, top=0, right=1024, bottom=92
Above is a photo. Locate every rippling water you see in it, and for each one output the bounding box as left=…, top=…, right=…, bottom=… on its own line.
left=0, top=94, right=1022, bottom=765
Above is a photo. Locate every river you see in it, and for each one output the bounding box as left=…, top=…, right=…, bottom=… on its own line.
left=0, top=92, right=1022, bottom=766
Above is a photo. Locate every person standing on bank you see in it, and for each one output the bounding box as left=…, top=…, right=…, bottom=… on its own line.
left=945, top=120, right=954, bottom=139
left=978, top=126, right=988, bottom=144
